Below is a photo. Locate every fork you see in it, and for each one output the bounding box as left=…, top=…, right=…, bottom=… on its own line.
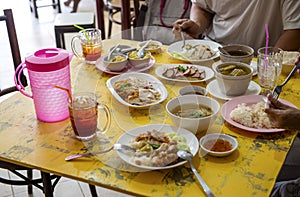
left=272, top=58, right=300, bottom=99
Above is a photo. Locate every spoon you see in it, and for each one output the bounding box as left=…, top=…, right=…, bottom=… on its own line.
left=108, top=44, right=120, bottom=61
left=180, top=31, right=185, bottom=49
left=65, top=144, right=136, bottom=161
left=177, top=150, right=215, bottom=197
left=137, top=39, right=152, bottom=58
left=218, top=47, right=230, bottom=55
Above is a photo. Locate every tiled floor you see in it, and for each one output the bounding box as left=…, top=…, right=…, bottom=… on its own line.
left=0, top=0, right=130, bottom=196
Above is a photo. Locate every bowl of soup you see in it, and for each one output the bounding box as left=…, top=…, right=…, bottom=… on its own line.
left=199, top=133, right=238, bottom=157
left=213, top=62, right=253, bottom=96
left=219, top=44, right=254, bottom=65
left=166, top=95, right=220, bottom=134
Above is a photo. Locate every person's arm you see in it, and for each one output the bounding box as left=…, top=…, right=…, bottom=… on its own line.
left=172, top=3, right=213, bottom=39
left=275, top=29, right=300, bottom=51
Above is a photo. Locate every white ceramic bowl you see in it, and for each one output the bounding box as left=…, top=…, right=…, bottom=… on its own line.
left=128, top=50, right=152, bottom=68
left=178, top=85, right=207, bottom=96
left=138, top=40, right=163, bottom=54
left=213, top=62, right=253, bottom=96
left=199, top=133, right=238, bottom=157
left=166, top=95, right=220, bottom=134
left=103, top=53, right=128, bottom=71
left=219, top=44, right=254, bottom=65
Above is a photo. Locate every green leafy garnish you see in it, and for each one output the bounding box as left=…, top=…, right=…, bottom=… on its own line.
left=149, top=143, right=160, bottom=149
left=177, top=65, right=186, bottom=72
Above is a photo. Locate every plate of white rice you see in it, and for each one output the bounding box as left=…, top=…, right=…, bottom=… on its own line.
left=221, top=95, right=296, bottom=132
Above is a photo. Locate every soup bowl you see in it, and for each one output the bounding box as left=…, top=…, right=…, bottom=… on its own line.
left=166, top=95, right=220, bottom=134
left=213, top=62, right=253, bottom=96
left=219, top=44, right=254, bottom=65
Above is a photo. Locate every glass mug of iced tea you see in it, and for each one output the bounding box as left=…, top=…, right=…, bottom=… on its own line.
left=68, top=92, right=111, bottom=141
left=71, top=28, right=102, bottom=64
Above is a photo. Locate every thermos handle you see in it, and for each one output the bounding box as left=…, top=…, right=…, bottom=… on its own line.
left=14, top=63, right=33, bottom=98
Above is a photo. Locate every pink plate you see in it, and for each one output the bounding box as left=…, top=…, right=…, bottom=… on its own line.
left=96, top=56, right=155, bottom=75
left=221, top=95, right=297, bottom=133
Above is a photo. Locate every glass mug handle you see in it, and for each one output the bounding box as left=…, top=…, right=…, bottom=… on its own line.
left=71, top=35, right=84, bottom=60
left=97, top=103, right=111, bottom=134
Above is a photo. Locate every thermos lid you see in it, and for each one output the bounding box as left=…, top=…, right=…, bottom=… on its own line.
left=25, top=48, right=70, bottom=72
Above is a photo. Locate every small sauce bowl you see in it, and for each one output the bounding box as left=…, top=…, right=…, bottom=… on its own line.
left=178, top=85, right=207, bottom=96
left=199, top=133, right=238, bottom=157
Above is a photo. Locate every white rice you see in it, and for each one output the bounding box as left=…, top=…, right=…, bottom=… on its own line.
left=230, top=101, right=274, bottom=128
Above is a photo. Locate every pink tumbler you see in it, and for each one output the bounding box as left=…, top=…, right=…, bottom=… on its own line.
left=15, top=48, right=71, bottom=122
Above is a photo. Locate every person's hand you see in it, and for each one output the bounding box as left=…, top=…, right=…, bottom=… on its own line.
left=172, top=19, right=202, bottom=41
left=264, top=94, right=300, bottom=130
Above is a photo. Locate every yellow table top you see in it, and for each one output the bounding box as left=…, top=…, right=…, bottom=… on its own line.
left=0, top=39, right=299, bottom=197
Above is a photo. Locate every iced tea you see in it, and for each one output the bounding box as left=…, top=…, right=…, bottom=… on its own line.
left=71, top=28, right=102, bottom=64
left=82, top=43, right=102, bottom=62
left=68, top=93, right=98, bottom=140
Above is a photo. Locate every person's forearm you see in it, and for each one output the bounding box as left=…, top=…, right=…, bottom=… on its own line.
left=190, top=3, right=213, bottom=36
left=275, top=29, right=300, bottom=51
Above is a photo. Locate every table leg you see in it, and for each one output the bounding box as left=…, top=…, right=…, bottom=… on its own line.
left=41, top=171, right=53, bottom=197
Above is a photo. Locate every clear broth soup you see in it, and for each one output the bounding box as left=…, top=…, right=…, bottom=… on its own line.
left=172, top=104, right=213, bottom=118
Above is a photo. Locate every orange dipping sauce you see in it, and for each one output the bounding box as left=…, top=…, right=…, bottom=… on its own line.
left=203, top=139, right=233, bottom=152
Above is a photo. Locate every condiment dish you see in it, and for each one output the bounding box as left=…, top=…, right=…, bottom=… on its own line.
left=199, top=133, right=238, bottom=157
left=128, top=50, right=152, bottom=68
left=178, top=85, right=207, bottom=96
left=103, top=53, right=128, bottom=71
left=138, top=40, right=162, bottom=54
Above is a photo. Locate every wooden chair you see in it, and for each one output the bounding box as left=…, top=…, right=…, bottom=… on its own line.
left=0, top=9, right=61, bottom=196
left=29, top=0, right=61, bottom=18
left=104, top=0, right=141, bottom=38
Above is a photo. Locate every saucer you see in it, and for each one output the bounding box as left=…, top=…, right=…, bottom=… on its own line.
left=206, top=80, right=261, bottom=101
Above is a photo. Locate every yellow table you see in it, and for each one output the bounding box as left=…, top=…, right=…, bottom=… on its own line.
left=0, top=39, right=299, bottom=197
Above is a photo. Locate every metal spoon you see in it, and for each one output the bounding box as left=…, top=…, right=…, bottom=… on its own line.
left=218, top=47, right=230, bottom=55
left=107, top=44, right=120, bottom=61
left=180, top=31, right=185, bottom=49
left=177, top=150, right=215, bottom=197
left=137, top=39, right=152, bottom=58
left=65, top=144, right=136, bottom=161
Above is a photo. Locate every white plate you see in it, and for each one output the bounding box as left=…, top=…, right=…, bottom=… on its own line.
left=206, top=80, right=261, bottom=101
left=167, top=39, right=222, bottom=64
left=212, top=60, right=258, bottom=76
left=116, top=124, right=199, bottom=170
left=221, top=95, right=297, bottom=133
left=106, top=72, right=168, bottom=108
left=155, top=64, right=214, bottom=83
